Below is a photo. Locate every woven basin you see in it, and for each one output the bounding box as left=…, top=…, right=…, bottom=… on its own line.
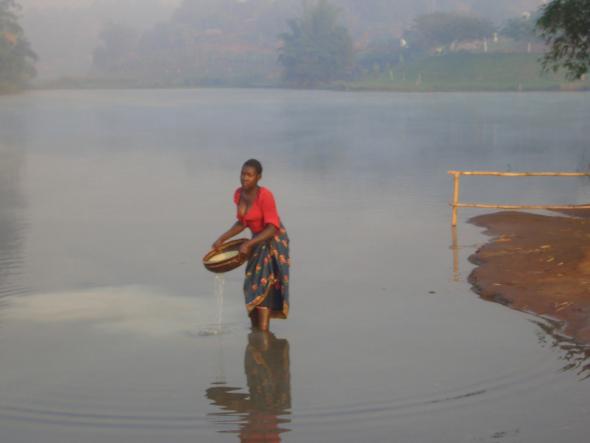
left=203, top=238, right=248, bottom=273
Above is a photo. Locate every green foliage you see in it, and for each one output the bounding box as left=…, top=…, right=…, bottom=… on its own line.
left=278, top=0, right=354, bottom=87
left=0, top=0, right=36, bottom=92
left=410, top=12, right=495, bottom=50
left=346, top=53, right=590, bottom=92
left=536, top=0, right=590, bottom=80
left=0, top=0, right=36, bottom=88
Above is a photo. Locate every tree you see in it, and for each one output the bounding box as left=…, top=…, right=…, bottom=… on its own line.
left=409, top=12, right=495, bottom=51
left=0, top=0, right=36, bottom=91
left=536, top=0, right=590, bottom=80
left=278, top=0, right=354, bottom=87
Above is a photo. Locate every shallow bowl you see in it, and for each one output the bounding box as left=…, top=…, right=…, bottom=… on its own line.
left=203, top=238, right=248, bottom=273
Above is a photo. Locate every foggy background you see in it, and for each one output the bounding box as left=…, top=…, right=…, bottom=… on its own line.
left=20, top=0, right=545, bottom=82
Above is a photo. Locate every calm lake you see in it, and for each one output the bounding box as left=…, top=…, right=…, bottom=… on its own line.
left=1, top=89, right=589, bottom=442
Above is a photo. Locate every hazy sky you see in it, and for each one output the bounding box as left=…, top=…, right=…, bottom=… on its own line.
left=20, top=0, right=181, bottom=79
left=21, top=0, right=181, bottom=7
left=18, top=0, right=545, bottom=80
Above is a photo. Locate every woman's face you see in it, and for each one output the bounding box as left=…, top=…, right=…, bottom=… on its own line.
left=241, top=166, right=261, bottom=190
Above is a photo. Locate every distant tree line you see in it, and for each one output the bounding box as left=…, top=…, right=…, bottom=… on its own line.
left=357, top=11, right=507, bottom=76
left=0, top=0, right=36, bottom=92
left=92, top=0, right=294, bottom=87
left=89, top=0, right=590, bottom=88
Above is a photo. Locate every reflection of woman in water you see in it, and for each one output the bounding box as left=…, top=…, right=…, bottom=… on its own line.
left=206, top=331, right=291, bottom=442
left=212, top=159, right=290, bottom=331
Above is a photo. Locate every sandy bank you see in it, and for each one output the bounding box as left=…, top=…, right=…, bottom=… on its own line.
left=468, top=211, right=590, bottom=345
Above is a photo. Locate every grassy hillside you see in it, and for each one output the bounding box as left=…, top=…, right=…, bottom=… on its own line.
left=345, top=53, right=590, bottom=92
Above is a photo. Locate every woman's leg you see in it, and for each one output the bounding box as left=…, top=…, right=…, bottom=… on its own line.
left=255, top=306, right=270, bottom=331
left=249, top=309, right=258, bottom=329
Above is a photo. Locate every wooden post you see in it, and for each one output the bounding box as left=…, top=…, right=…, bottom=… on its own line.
left=451, top=172, right=460, bottom=227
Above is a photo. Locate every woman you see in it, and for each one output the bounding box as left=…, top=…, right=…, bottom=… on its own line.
left=212, top=159, right=290, bottom=331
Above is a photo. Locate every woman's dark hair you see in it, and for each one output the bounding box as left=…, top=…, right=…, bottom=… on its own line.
left=243, top=159, right=263, bottom=175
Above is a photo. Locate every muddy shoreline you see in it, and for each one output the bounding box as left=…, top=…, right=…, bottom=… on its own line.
left=468, top=210, right=590, bottom=345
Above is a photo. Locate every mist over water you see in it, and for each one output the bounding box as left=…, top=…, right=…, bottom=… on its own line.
left=19, top=0, right=546, bottom=80
left=0, top=89, right=589, bottom=442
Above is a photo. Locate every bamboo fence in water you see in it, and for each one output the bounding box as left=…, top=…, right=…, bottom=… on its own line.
left=448, top=170, right=590, bottom=226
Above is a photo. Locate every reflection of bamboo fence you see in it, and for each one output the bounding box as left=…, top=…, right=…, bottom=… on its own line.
left=448, top=171, right=590, bottom=226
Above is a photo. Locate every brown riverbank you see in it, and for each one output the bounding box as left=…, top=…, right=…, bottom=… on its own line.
left=468, top=211, right=590, bottom=345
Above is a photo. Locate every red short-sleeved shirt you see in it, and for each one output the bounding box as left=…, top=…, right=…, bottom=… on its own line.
left=234, top=186, right=281, bottom=234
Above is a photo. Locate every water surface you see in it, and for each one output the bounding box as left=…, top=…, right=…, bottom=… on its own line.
left=1, top=89, right=589, bottom=442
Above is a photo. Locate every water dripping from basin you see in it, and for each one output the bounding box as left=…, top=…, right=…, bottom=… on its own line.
left=198, top=275, right=229, bottom=337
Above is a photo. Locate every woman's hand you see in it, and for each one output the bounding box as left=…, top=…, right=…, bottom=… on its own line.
left=212, top=222, right=247, bottom=251
left=239, top=241, right=252, bottom=257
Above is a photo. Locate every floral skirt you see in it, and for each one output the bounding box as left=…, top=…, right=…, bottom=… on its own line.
left=244, top=225, right=290, bottom=319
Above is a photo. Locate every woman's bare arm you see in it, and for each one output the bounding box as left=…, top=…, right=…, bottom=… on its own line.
left=239, top=224, right=277, bottom=256
left=212, top=222, right=246, bottom=249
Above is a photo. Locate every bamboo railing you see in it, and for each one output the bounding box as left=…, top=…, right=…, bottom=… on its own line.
left=448, top=170, right=590, bottom=226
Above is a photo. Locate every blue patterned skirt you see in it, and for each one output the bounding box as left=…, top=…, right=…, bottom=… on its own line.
left=244, top=225, right=290, bottom=319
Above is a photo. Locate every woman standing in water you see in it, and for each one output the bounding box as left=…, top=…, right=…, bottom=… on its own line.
left=212, top=159, right=290, bottom=331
